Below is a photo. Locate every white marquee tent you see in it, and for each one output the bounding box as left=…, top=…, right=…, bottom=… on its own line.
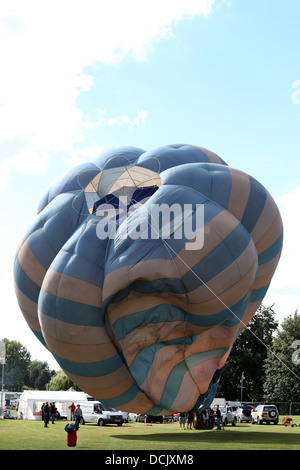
left=18, top=390, right=88, bottom=420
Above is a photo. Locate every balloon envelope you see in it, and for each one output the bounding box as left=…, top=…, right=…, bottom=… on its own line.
left=14, top=144, right=283, bottom=414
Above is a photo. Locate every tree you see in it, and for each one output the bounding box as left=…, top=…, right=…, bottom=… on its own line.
left=1, top=338, right=57, bottom=391
left=263, top=311, right=300, bottom=403
left=24, top=361, right=56, bottom=390
left=46, top=370, right=81, bottom=391
left=1, top=339, right=31, bottom=391
left=217, top=304, right=279, bottom=401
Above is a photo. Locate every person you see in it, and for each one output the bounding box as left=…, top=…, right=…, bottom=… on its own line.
left=6, top=410, right=14, bottom=419
left=221, top=415, right=225, bottom=430
left=50, top=402, right=56, bottom=424
left=41, top=403, right=45, bottom=420
left=74, top=404, right=82, bottom=429
left=18, top=411, right=24, bottom=420
left=282, top=416, right=292, bottom=427
left=69, top=402, right=75, bottom=421
left=187, top=412, right=194, bottom=429
left=215, top=405, right=222, bottom=430
left=43, top=402, right=50, bottom=428
left=179, top=412, right=186, bottom=430
left=201, top=409, right=209, bottom=427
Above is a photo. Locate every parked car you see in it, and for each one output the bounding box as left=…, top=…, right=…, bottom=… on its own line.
left=251, top=405, right=279, bottom=425
left=136, top=414, right=163, bottom=423
left=163, top=415, right=175, bottom=423
left=144, top=414, right=163, bottom=423
left=236, top=404, right=253, bottom=423
left=119, top=412, right=137, bottom=423
left=214, top=405, right=237, bottom=426
left=119, top=411, right=129, bottom=423
left=77, top=401, right=124, bottom=426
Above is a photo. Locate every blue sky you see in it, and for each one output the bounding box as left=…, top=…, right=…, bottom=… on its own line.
left=1, top=0, right=299, bottom=369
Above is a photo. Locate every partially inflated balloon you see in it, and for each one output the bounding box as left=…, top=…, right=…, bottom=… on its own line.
left=14, top=144, right=283, bottom=414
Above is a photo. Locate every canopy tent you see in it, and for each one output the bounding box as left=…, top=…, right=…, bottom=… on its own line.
left=18, top=390, right=88, bottom=420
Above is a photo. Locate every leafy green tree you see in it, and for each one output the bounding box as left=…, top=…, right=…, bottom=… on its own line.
left=46, top=370, right=81, bottom=391
left=263, top=311, right=300, bottom=403
left=1, top=339, right=31, bottom=391
left=217, top=304, right=279, bottom=401
left=24, top=361, right=56, bottom=390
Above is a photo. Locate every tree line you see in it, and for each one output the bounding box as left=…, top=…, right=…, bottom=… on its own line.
left=1, top=305, right=300, bottom=403
left=217, top=305, right=300, bottom=404
left=0, top=339, right=80, bottom=391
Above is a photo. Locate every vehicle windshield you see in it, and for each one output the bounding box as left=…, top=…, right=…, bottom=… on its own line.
left=101, top=404, right=117, bottom=412
left=263, top=406, right=277, bottom=411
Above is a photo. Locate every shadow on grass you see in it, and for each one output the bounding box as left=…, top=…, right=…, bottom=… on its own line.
left=112, top=429, right=300, bottom=447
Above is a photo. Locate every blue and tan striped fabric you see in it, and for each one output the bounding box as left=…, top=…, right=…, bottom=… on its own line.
left=13, top=144, right=283, bottom=414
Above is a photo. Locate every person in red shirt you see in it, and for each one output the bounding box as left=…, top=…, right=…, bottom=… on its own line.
left=69, top=402, right=75, bottom=421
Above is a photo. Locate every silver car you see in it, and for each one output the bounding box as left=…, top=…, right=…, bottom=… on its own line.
left=217, top=405, right=237, bottom=426
left=251, top=405, right=279, bottom=425
left=236, top=405, right=253, bottom=423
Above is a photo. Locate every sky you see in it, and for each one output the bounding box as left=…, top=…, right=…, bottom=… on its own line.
left=0, top=0, right=300, bottom=370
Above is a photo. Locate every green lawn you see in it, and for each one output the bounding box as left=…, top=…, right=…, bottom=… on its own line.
left=1, top=417, right=300, bottom=451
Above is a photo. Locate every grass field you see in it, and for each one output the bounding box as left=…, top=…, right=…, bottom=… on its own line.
left=1, top=416, right=300, bottom=451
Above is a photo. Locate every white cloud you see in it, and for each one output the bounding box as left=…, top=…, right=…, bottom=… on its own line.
left=264, top=185, right=300, bottom=322
left=64, top=145, right=105, bottom=167
left=89, top=109, right=148, bottom=129
left=0, top=0, right=215, bottom=188
left=0, top=150, right=51, bottom=190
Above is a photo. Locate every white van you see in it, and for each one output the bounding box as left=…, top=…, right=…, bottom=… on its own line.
left=76, top=401, right=124, bottom=426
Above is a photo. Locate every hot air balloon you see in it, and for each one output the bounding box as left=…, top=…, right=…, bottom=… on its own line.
left=13, top=144, right=283, bottom=415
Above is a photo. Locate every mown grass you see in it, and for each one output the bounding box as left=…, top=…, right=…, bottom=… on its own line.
left=1, top=417, right=300, bottom=451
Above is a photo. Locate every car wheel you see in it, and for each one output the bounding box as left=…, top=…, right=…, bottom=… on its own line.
left=232, top=418, right=237, bottom=426
left=98, top=419, right=105, bottom=426
left=80, top=417, right=85, bottom=425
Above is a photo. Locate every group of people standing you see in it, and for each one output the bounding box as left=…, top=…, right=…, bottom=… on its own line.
left=177, top=407, right=223, bottom=430
left=41, top=402, right=83, bottom=429
left=179, top=412, right=194, bottom=430
left=41, top=402, right=57, bottom=427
